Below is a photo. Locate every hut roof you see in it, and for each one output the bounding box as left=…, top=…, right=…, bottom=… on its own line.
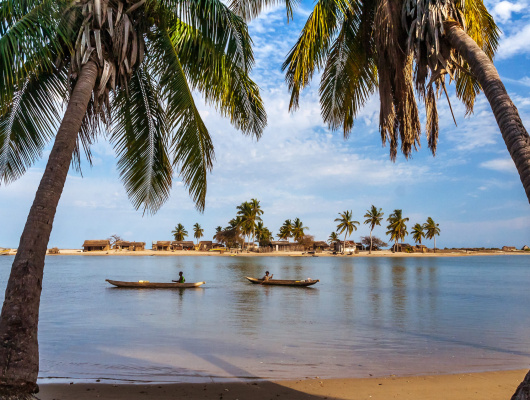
left=83, top=240, right=110, bottom=247
left=313, top=241, right=329, bottom=247
left=199, top=241, right=213, bottom=245
left=270, top=241, right=289, bottom=245
left=172, top=241, right=194, bottom=246
left=156, top=241, right=171, bottom=246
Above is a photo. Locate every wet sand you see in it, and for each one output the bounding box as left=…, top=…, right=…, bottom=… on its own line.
left=38, top=370, right=527, bottom=399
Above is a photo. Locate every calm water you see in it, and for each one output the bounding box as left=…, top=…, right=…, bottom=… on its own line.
left=0, top=255, right=529, bottom=383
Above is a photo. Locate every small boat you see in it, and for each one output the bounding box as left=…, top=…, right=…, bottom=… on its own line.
left=106, top=279, right=205, bottom=288
left=245, top=277, right=319, bottom=287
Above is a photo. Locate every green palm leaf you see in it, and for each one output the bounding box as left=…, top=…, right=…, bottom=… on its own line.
left=0, top=67, right=66, bottom=185
left=111, top=67, right=173, bottom=215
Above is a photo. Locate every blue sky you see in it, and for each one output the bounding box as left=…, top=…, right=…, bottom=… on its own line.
left=1, top=1, right=530, bottom=249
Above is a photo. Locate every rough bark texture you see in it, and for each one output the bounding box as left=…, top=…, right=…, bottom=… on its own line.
left=0, top=61, right=98, bottom=398
left=512, top=370, right=530, bottom=400
left=445, top=22, right=530, bottom=203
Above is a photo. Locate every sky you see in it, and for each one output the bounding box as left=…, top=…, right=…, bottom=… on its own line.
left=1, top=0, right=530, bottom=249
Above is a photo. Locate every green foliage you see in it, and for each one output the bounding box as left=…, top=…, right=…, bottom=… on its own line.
left=172, top=223, right=188, bottom=241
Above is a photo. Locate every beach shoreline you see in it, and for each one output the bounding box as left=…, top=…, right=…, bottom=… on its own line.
left=2, top=248, right=529, bottom=257
left=38, top=369, right=527, bottom=399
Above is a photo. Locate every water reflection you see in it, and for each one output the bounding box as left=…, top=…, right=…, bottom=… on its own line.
left=1, top=255, right=529, bottom=382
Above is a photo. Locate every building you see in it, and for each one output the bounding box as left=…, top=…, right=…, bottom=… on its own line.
left=153, top=241, right=171, bottom=251
left=502, top=246, right=516, bottom=251
left=333, top=240, right=356, bottom=253
left=115, top=241, right=145, bottom=251
left=312, top=241, right=329, bottom=253
left=82, top=240, right=110, bottom=252
left=171, top=241, right=195, bottom=250
left=198, top=241, right=213, bottom=251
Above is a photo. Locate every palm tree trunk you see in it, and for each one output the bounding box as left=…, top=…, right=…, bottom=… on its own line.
left=445, top=22, right=530, bottom=202
left=0, top=61, right=98, bottom=398
left=369, top=229, right=373, bottom=254
left=434, top=236, right=436, bottom=253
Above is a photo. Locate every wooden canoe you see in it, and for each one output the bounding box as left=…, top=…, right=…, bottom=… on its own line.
left=106, top=279, right=205, bottom=288
left=245, top=277, right=319, bottom=287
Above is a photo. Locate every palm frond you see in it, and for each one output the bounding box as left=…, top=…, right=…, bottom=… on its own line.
left=0, top=66, right=66, bottom=185
left=320, top=7, right=377, bottom=137
left=148, top=27, right=214, bottom=211
left=169, top=20, right=266, bottom=138
left=228, top=0, right=300, bottom=22
left=282, top=0, right=350, bottom=110
left=111, top=67, right=173, bottom=215
left=0, top=0, right=62, bottom=104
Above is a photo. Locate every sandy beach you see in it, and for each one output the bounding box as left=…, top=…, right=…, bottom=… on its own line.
left=38, top=370, right=527, bottom=399
left=2, top=248, right=528, bottom=257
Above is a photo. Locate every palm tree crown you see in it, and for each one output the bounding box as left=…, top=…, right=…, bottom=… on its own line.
left=171, top=223, right=188, bottom=241
left=335, top=210, right=359, bottom=252
left=411, top=223, right=425, bottom=245
left=193, top=222, right=204, bottom=244
left=364, top=205, right=384, bottom=254
left=292, top=217, right=308, bottom=241
left=424, top=217, right=441, bottom=251
left=386, top=209, right=409, bottom=249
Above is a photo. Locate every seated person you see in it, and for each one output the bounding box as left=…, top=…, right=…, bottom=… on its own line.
left=261, top=271, right=273, bottom=281
left=177, top=271, right=185, bottom=283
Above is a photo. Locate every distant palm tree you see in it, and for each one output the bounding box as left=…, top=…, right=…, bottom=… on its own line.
left=335, top=211, right=359, bottom=253
left=172, top=224, right=188, bottom=241
left=236, top=201, right=256, bottom=250
left=292, top=218, right=308, bottom=242
left=424, top=217, right=441, bottom=253
left=327, top=232, right=339, bottom=247
left=193, top=223, right=204, bottom=245
left=213, top=226, right=223, bottom=243
left=411, top=223, right=425, bottom=245
left=249, top=198, right=264, bottom=244
left=363, top=205, right=384, bottom=254
left=386, top=210, right=409, bottom=252
left=278, top=219, right=293, bottom=241
left=255, top=221, right=272, bottom=245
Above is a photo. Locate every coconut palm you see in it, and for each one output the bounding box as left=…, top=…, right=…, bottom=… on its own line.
left=292, top=217, right=308, bottom=241
left=334, top=210, right=359, bottom=253
left=328, top=231, right=339, bottom=244
left=254, top=221, right=272, bottom=245
left=423, top=217, right=441, bottom=252
left=172, top=223, right=188, bottom=241
left=193, top=223, right=204, bottom=245
left=275, top=0, right=530, bottom=202
left=363, top=205, right=384, bottom=254
left=278, top=219, right=293, bottom=241
left=0, top=1, right=266, bottom=396
left=411, top=223, right=425, bottom=245
left=386, top=209, right=409, bottom=251
left=236, top=201, right=256, bottom=250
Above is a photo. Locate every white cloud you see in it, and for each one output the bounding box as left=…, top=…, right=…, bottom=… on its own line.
left=497, top=24, right=530, bottom=59
left=491, top=0, right=526, bottom=22
left=480, top=158, right=517, bottom=173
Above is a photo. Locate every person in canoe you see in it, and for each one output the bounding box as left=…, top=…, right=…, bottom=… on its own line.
left=177, top=271, right=185, bottom=283
left=261, top=271, right=273, bottom=281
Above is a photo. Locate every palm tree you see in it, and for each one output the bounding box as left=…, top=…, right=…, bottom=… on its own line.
left=411, top=223, right=425, bottom=246
left=0, top=1, right=266, bottom=396
left=423, top=217, right=441, bottom=253
left=193, top=223, right=204, bottom=245
left=248, top=198, right=264, bottom=245
left=334, top=211, right=359, bottom=253
left=328, top=231, right=339, bottom=245
left=276, top=0, right=530, bottom=202
left=236, top=201, right=255, bottom=250
left=363, top=205, right=384, bottom=254
left=386, top=210, right=409, bottom=252
left=254, top=221, right=272, bottom=245
left=172, top=224, right=188, bottom=241
left=292, top=217, right=308, bottom=242
left=278, top=219, right=293, bottom=241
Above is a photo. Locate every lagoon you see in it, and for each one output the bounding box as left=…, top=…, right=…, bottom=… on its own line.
left=1, top=255, right=529, bottom=383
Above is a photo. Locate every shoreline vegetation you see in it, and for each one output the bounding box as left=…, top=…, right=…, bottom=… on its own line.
left=1, top=249, right=528, bottom=257
left=38, top=370, right=527, bottom=400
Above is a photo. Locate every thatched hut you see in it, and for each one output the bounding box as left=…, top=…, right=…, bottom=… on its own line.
left=171, top=241, right=195, bottom=250
left=502, top=246, right=516, bottom=251
left=198, top=241, right=213, bottom=251
left=333, top=240, right=356, bottom=253
left=312, top=241, right=329, bottom=253
left=154, top=241, right=171, bottom=251
left=115, top=241, right=145, bottom=251
left=82, top=240, right=110, bottom=252
left=47, top=247, right=60, bottom=254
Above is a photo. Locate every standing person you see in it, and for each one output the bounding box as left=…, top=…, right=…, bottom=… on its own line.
left=177, top=271, right=185, bottom=283
left=261, top=271, right=273, bottom=281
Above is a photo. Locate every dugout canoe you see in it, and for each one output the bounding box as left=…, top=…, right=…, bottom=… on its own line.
left=245, top=277, right=319, bottom=287
left=106, top=279, right=205, bottom=288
